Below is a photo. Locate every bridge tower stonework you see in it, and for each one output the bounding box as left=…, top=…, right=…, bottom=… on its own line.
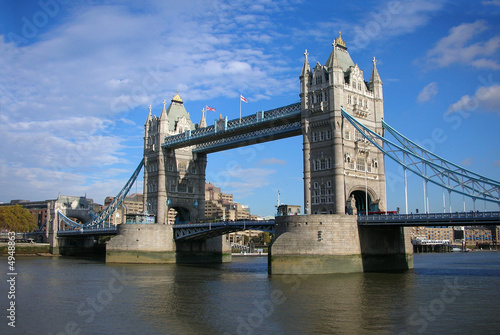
left=270, top=33, right=413, bottom=274
left=143, top=92, right=207, bottom=225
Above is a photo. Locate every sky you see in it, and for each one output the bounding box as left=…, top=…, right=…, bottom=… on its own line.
left=1, top=0, right=499, bottom=216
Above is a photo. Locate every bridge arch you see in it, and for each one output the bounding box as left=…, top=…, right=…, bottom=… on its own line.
left=347, top=186, right=380, bottom=213
left=168, top=205, right=192, bottom=224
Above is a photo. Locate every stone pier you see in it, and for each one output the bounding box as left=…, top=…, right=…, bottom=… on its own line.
left=106, top=224, right=176, bottom=263
left=105, top=224, right=231, bottom=264
left=269, top=214, right=413, bottom=274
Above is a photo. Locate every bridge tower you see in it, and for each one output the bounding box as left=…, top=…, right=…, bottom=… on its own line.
left=300, top=31, right=386, bottom=215
left=270, top=32, right=412, bottom=274
left=143, top=92, right=207, bottom=224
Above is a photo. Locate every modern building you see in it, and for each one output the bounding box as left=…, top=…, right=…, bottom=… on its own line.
left=204, top=182, right=253, bottom=221
left=104, top=193, right=144, bottom=225
left=409, top=225, right=498, bottom=248
left=277, top=204, right=301, bottom=216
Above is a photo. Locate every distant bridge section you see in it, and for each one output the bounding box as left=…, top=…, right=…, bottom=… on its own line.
left=173, top=220, right=275, bottom=241
left=357, top=211, right=500, bottom=226
left=162, top=103, right=301, bottom=153
left=57, top=226, right=118, bottom=237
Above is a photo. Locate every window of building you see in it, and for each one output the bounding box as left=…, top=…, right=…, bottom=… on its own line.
left=356, top=157, right=365, bottom=171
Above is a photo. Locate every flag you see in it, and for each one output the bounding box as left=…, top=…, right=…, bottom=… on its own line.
left=240, top=95, right=248, bottom=103
left=206, top=105, right=216, bottom=112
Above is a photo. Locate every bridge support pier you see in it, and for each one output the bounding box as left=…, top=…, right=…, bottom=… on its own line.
left=106, top=224, right=176, bottom=263
left=269, top=215, right=363, bottom=274
left=175, top=236, right=231, bottom=264
left=106, top=224, right=231, bottom=264
left=358, top=226, right=413, bottom=272
left=269, top=215, right=413, bottom=274
left=57, top=236, right=100, bottom=256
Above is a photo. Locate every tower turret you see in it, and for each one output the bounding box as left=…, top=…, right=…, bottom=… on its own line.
left=300, top=49, right=311, bottom=112
left=199, top=108, right=207, bottom=128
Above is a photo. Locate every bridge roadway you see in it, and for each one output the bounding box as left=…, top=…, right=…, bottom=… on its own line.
left=55, top=212, right=500, bottom=237
left=162, top=102, right=301, bottom=153
left=357, top=211, right=500, bottom=226
left=173, top=220, right=275, bottom=241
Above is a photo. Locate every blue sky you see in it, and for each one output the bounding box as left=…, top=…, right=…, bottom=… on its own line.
left=1, top=0, right=499, bottom=216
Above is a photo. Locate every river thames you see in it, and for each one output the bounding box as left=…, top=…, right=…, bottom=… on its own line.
left=2, top=251, right=500, bottom=334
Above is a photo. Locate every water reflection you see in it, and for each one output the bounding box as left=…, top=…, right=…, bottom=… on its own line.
left=4, top=253, right=500, bottom=335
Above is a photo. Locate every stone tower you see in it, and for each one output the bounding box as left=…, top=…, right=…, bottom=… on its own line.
left=143, top=92, right=207, bottom=224
left=300, top=31, right=386, bottom=215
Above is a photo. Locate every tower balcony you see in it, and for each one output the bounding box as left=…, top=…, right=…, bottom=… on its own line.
left=309, top=101, right=327, bottom=114
left=352, top=103, right=369, bottom=118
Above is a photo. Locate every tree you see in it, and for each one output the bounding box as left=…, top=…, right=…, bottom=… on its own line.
left=0, top=205, right=37, bottom=232
left=262, top=232, right=271, bottom=244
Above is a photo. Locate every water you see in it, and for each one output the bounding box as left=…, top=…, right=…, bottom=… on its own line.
left=2, top=252, right=500, bottom=335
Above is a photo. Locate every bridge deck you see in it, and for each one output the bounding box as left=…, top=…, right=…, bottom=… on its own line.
left=162, top=103, right=301, bottom=153
left=173, top=220, right=275, bottom=240
left=357, top=211, right=500, bottom=226
left=57, top=227, right=118, bottom=237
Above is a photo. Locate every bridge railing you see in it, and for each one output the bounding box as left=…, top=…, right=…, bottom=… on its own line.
left=358, top=211, right=500, bottom=222
left=57, top=226, right=118, bottom=236
left=173, top=219, right=275, bottom=229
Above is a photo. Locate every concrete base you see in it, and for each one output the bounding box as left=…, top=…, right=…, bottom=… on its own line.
left=269, top=215, right=414, bottom=274
left=358, top=226, right=414, bottom=272
left=106, top=224, right=176, bottom=263
left=57, top=236, right=100, bottom=256
left=105, top=224, right=231, bottom=264
left=176, top=235, right=232, bottom=264
left=269, top=215, right=363, bottom=274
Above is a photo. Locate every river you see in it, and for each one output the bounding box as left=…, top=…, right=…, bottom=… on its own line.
left=2, top=252, right=500, bottom=334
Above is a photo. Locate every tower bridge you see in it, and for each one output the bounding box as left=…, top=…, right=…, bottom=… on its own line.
left=51, top=32, right=500, bottom=273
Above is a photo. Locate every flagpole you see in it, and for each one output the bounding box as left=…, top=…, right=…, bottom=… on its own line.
left=239, top=96, right=242, bottom=124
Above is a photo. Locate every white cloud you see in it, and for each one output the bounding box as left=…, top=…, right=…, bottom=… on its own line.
left=417, top=82, right=438, bottom=103
left=482, top=0, right=500, bottom=5
left=447, top=85, right=500, bottom=115
left=258, top=158, right=286, bottom=165
left=347, top=0, right=446, bottom=50
left=218, top=166, right=277, bottom=199
left=424, top=20, right=500, bottom=69
left=0, top=0, right=300, bottom=203
left=461, top=158, right=473, bottom=166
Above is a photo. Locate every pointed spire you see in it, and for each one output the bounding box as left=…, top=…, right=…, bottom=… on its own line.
left=369, top=57, right=382, bottom=84
left=335, top=30, right=346, bottom=48
left=160, top=99, right=168, bottom=120
left=326, top=40, right=342, bottom=69
left=145, top=105, right=152, bottom=125
left=300, top=49, right=311, bottom=78
left=199, top=108, right=207, bottom=128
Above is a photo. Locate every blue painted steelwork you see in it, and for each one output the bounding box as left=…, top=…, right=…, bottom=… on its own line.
left=173, top=220, right=275, bottom=240
left=357, top=211, right=500, bottom=226
left=36, top=219, right=47, bottom=232
left=162, top=102, right=301, bottom=152
left=57, top=159, right=144, bottom=231
left=57, top=226, right=118, bottom=237
left=193, top=121, right=302, bottom=153
left=341, top=108, right=500, bottom=205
